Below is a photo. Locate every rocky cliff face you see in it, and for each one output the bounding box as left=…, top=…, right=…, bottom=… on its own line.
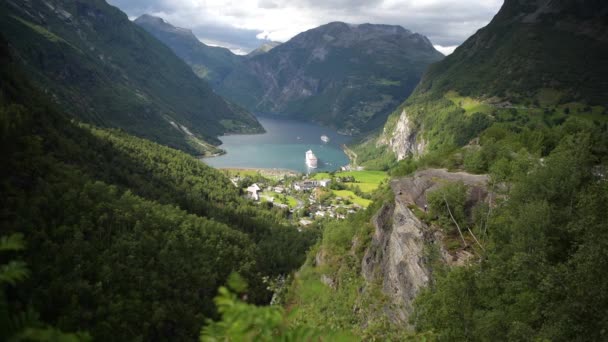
left=361, top=169, right=489, bottom=324
left=362, top=199, right=432, bottom=325
left=376, top=109, right=426, bottom=160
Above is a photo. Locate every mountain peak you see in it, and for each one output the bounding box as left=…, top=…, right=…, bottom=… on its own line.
left=135, top=14, right=197, bottom=40
left=317, top=21, right=412, bottom=36
left=134, top=14, right=165, bottom=24
left=247, top=41, right=281, bottom=58
left=288, top=21, right=435, bottom=52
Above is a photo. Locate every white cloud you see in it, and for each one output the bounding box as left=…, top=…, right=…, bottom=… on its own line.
left=433, top=44, right=458, bottom=55
left=108, top=0, right=504, bottom=52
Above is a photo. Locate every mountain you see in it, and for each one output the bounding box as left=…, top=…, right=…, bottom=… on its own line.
left=134, top=14, right=242, bottom=87
left=217, top=22, right=443, bottom=135
left=136, top=18, right=443, bottom=135
left=416, top=0, right=608, bottom=104
left=0, top=0, right=262, bottom=155
left=246, top=41, right=281, bottom=58
left=358, top=0, right=608, bottom=168
left=0, top=35, right=314, bottom=340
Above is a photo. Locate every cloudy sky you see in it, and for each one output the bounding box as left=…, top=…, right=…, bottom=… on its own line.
left=107, top=0, right=504, bottom=55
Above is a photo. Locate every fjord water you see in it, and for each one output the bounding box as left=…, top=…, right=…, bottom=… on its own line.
left=204, top=115, right=352, bottom=173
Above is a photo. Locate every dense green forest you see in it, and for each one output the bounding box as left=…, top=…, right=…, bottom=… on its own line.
left=413, top=128, right=608, bottom=340
left=0, top=38, right=315, bottom=340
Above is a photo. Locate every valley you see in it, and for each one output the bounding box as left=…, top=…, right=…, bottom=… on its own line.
left=1, top=0, right=608, bottom=341
left=137, top=17, right=444, bottom=135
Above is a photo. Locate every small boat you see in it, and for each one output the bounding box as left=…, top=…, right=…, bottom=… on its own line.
left=306, top=150, right=318, bottom=168
left=321, top=135, right=329, bottom=143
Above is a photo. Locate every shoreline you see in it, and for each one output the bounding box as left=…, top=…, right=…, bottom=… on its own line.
left=340, top=144, right=358, bottom=167
left=218, top=167, right=301, bottom=178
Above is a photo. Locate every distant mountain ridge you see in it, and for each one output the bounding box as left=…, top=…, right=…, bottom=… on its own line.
left=219, top=22, right=444, bottom=135
left=134, top=14, right=244, bottom=86
left=0, top=0, right=262, bottom=155
left=137, top=17, right=444, bottom=135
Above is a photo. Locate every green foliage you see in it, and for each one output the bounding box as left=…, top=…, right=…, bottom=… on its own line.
left=427, top=182, right=468, bottom=233
left=0, top=234, right=91, bottom=342
left=201, top=274, right=353, bottom=341
left=0, top=41, right=314, bottom=340
left=413, top=130, right=608, bottom=341
left=285, top=188, right=424, bottom=339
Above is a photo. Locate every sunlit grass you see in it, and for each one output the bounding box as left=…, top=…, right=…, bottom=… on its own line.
left=332, top=190, right=372, bottom=207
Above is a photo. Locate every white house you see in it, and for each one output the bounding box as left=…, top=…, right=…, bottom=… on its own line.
left=319, top=179, right=331, bottom=187
left=246, top=184, right=261, bottom=201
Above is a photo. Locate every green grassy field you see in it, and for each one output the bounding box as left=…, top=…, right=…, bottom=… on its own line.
left=344, top=182, right=377, bottom=193
left=338, top=170, right=388, bottom=184
left=445, top=91, right=494, bottom=115
left=332, top=190, right=372, bottom=207
left=261, top=191, right=298, bottom=208
left=313, top=170, right=388, bottom=195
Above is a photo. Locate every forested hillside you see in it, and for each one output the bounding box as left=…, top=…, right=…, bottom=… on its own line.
left=0, top=38, right=314, bottom=341
left=0, top=0, right=262, bottom=155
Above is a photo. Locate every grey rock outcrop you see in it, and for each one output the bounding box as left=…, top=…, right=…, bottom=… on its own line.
left=377, top=109, right=426, bottom=160
left=361, top=169, right=490, bottom=325
left=362, top=199, right=432, bottom=325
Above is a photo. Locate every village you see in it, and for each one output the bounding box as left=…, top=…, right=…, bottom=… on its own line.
left=222, top=169, right=389, bottom=227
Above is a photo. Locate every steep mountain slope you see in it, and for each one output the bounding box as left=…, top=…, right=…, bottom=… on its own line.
left=246, top=41, right=281, bottom=58
left=366, top=0, right=608, bottom=165
left=418, top=0, right=608, bottom=104
left=0, top=36, right=313, bottom=340
left=0, top=0, right=262, bottom=155
left=219, top=22, right=444, bottom=134
left=134, top=14, right=242, bottom=87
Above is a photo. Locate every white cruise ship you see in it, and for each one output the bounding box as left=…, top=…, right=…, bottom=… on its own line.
left=306, top=150, right=318, bottom=168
